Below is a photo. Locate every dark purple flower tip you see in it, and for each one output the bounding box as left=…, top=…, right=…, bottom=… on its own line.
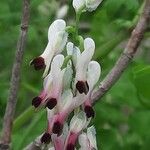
left=66, top=143, right=75, bottom=150
left=84, top=105, right=95, bottom=118
left=32, top=97, right=42, bottom=108
left=76, top=81, right=89, bottom=94
left=46, top=98, right=57, bottom=109
left=41, top=132, right=51, bottom=144
left=52, top=121, right=63, bottom=136
left=30, top=57, right=46, bottom=70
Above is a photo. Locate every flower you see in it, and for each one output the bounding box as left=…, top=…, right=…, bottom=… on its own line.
left=72, top=0, right=102, bottom=13
left=73, top=0, right=85, bottom=13
left=79, top=126, right=98, bottom=150
left=64, top=111, right=88, bottom=150
left=50, top=90, right=86, bottom=135
left=83, top=60, right=101, bottom=118
left=32, top=55, right=65, bottom=109
left=30, top=19, right=68, bottom=77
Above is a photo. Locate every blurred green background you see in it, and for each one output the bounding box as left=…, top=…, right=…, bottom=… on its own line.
left=0, top=0, right=150, bottom=149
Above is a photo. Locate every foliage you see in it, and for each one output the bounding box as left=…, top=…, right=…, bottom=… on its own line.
left=0, top=0, right=150, bottom=149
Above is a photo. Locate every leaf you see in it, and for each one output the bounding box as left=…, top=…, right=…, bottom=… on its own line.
left=132, top=65, right=150, bottom=99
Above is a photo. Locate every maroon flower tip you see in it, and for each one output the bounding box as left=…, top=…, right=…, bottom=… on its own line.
left=41, top=132, right=51, bottom=144
left=30, top=57, right=46, bottom=70
left=32, top=97, right=42, bottom=108
left=66, top=143, right=75, bottom=150
left=46, top=98, right=57, bottom=109
left=84, top=105, right=95, bottom=118
left=52, top=121, right=63, bottom=136
left=76, top=81, right=89, bottom=94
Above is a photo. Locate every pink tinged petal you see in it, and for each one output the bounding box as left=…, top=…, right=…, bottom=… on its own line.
left=52, top=114, right=66, bottom=136
left=87, top=126, right=98, bottom=150
left=87, top=61, right=101, bottom=91
left=32, top=91, right=47, bottom=108
left=66, top=132, right=78, bottom=150
left=76, top=38, right=95, bottom=83
left=52, top=134, right=65, bottom=150
left=30, top=56, right=46, bottom=70
left=44, top=55, right=65, bottom=103
left=41, top=132, right=51, bottom=144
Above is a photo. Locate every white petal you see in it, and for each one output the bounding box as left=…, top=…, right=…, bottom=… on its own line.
left=84, top=38, right=95, bottom=52
left=73, top=93, right=86, bottom=108
left=67, top=42, right=74, bottom=55
left=73, top=0, right=85, bottom=12
left=87, top=126, right=98, bottom=150
left=59, top=89, right=73, bottom=111
left=51, top=54, right=64, bottom=74
left=48, top=19, right=66, bottom=41
left=87, top=61, right=101, bottom=91
left=43, top=73, right=53, bottom=92
left=63, top=65, right=73, bottom=89
left=85, top=0, right=102, bottom=11
left=70, top=111, right=87, bottom=133
left=79, top=133, right=90, bottom=150
left=67, top=42, right=81, bottom=66
left=46, top=55, right=65, bottom=98
left=76, top=38, right=95, bottom=81
left=47, top=108, right=55, bottom=121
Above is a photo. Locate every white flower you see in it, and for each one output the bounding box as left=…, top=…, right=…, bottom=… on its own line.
left=31, top=19, right=68, bottom=77
left=74, top=38, right=95, bottom=94
left=85, top=0, right=102, bottom=11
left=79, top=126, right=98, bottom=150
left=44, top=55, right=65, bottom=109
left=72, top=0, right=102, bottom=12
left=32, top=55, right=65, bottom=109
left=76, top=38, right=95, bottom=82
left=73, top=0, right=85, bottom=12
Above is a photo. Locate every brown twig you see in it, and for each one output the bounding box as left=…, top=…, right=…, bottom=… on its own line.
left=91, top=0, right=150, bottom=103
left=0, top=0, right=30, bottom=149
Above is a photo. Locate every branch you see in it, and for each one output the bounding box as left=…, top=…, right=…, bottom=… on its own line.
left=0, top=0, right=30, bottom=149
left=91, top=0, right=150, bottom=103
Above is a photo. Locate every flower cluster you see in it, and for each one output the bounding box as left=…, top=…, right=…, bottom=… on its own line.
left=30, top=1, right=102, bottom=149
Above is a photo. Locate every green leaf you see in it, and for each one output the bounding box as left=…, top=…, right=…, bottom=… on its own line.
left=133, top=65, right=150, bottom=99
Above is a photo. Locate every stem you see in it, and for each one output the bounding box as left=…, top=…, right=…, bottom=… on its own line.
left=92, top=0, right=150, bottom=104
left=13, top=106, right=35, bottom=133
left=0, top=0, right=30, bottom=149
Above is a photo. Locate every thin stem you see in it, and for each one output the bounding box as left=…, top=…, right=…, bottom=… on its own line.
left=92, top=0, right=150, bottom=104
left=0, top=0, right=30, bottom=149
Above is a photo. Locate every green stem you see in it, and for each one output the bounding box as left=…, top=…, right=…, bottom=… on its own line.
left=13, top=106, right=35, bottom=132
